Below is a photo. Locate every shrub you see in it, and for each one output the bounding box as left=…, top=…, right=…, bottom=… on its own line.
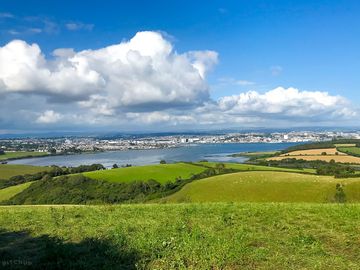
left=334, top=183, right=346, bottom=203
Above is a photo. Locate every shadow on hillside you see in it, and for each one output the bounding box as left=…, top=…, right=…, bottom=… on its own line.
left=0, top=229, right=139, bottom=270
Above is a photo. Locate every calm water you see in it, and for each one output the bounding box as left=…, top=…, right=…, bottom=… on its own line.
left=8, top=143, right=299, bottom=168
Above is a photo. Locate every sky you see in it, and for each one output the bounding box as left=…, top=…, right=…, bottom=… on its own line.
left=0, top=0, right=360, bottom=133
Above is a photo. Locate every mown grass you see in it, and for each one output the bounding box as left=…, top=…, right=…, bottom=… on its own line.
left=197, top=161, right=316, bottom=173
left=267, top=147, right=360, bottom=164
left=0, top=151, right=48, bottom=161
left=0, top=203, right=359, bottom=269
left=0, top=164, right=48, bottom=180
left=338, top=147, right=360, bottom=156
left=83, top=163, right=207, bottom=184
left=268, top=155, right=360, bottom=164
left=0, top=181, right=36, bottom=202
left=162, top=171, right=360, bottom=203
left=280, top=148, right=343, bottom=156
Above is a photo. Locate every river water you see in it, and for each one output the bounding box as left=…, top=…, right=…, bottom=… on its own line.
left=8, top=142, right=299, bottom=168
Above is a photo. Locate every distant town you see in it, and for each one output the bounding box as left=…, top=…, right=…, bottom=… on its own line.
left=1, top=131, right=360, bottom=154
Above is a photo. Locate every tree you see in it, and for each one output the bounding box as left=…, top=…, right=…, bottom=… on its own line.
left=0, top=150, right=4, bottom=155
left=160, top=160, right=167, bottom=164
left=215, top=163, right=225, bottom=171
left=112, top=164, right=119, bottom=169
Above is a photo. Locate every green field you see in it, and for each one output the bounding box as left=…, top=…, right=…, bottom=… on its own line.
left=338, top=147, right=360, bottom=156
left=83, top=163, right=207, bottom=184
left=0, top=151, right=48, bottom=161
left=0, top=203, right=359, bottom=269
left=229, top=151, right=279, bottom=158
left=0, top=181, right=35, bottom=202
left=162, top=171, right=360, bottom=203
left=0, top=164, right=48, bottom=180
left=197, top=161, right=316, bottom=173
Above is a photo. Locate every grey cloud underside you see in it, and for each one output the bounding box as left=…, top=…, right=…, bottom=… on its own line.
left=0, top=31, right=357, bottom=130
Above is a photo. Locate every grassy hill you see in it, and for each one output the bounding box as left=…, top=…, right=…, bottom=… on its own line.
left=0, top=181, right=36, bottom=202
left=162, top=171, right=360, bottom=203
left=0, top=151, right=48, bottom=161
left=197, top=161, right=316, bottom=173
left=0, top=203, right=359, bottom=269
left=83, top=162, right=207, bottom=184
left=0, top=164, right=48, bottom=180
left=338, top=146, right=360, bottom=157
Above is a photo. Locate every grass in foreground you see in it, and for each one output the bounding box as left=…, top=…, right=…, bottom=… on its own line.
left=0, top=164, right=48, bottom=180
left=0, top=203, right=359, bottom=269
left=0, top=181, right=35, bottom=202
left=162, top=171, right=360, bottom=203
left=0, top=151, right=48, bottom=161
left=83, top=163, right=207, bottom=184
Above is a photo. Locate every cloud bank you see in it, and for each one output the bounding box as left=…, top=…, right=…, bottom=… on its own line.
left=0, top=31, right=217, bottom=110
left=0, top=31, right=357, bottom=130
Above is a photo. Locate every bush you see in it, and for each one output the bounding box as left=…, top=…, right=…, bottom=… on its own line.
left=334, top=183, right=346, bottom=203
left=160, top=160, right=167, bottom=164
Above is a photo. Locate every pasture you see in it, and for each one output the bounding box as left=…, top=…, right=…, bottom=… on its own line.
left=280, top=148, right=344, bottom=156
left=268, top=155, right=360, bottom=164
left=0, top=203, right=359, bottom=269
left=337, top=146, right=360, bottom=156
left=83, top=162, right=207, bottom=184
left=0, top=181, right=35, bottom=202
left=0, top=164, right=48, bottom=180
left=162, top=171, right=360, bottom=203
left=267, top=146, right=360, bottom=164
left=197, top=161, right=315, bottom=173
left=0, top=151, right=48, bottom=161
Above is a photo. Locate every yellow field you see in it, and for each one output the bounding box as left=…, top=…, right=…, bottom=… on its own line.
left=281, top=148, right=344, bottom=156
left=268, top=153, right=360, bottom=164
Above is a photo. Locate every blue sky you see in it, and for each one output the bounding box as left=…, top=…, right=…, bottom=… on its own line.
left=0, top=0, right=359, bottom=132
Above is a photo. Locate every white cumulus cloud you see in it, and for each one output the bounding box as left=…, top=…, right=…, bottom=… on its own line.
left=0, top=31, right=218, bottom=110
left=217, top=87, right=354, bottom=118
left=36, top=110, right=63, bottom=124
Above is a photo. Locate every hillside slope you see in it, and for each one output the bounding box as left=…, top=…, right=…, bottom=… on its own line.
left=83, top=163, right=206, bottom=183
left=162, top=171, right=360, bottom=203
left=0, top=164, right=48, bottom=180
left=0, top=181, right=35, bottom=202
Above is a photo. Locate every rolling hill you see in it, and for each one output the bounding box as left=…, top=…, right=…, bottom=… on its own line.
left=83, top=162, right=207, bottom=184
left=0, top=164, right=49, bottom=180
left=161, top=171, right=360, bottom=203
